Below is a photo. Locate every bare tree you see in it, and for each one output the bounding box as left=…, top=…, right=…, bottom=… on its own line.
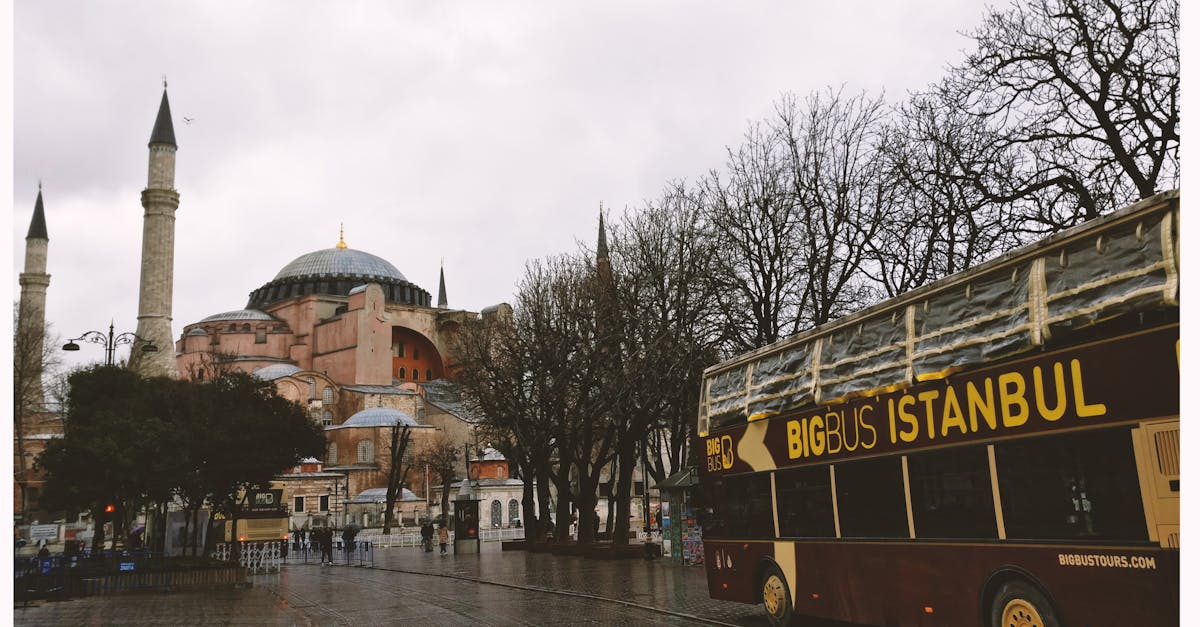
left=942, top=0, right=1179, bottom=226
left=773, top=88, right=888, bottom=326
left=700, top=121, right=807, bottom=352
left=867, top=95, right=1020, bottom=296
left=604, top=186, right=722, bottom=544
left=381, top=423, right=412, bottom=534
left=415, top=432, right=459, bottom=524
left=13, top=303, right=61, bottom=519
left=453, top=302, right=558, bottom=541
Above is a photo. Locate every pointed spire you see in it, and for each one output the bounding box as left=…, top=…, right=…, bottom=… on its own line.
left=149, top=86, right=177, bottom=147
left=437, top=260, right=448, bottom=308
left=596, top=204, right=609, bottom=258
left=337, top=223, right=348, bottom=249
left=26, top=185, right=48, bottom=240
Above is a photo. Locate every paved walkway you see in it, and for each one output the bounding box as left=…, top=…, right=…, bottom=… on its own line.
left=12, top=543, right=771, bottom=626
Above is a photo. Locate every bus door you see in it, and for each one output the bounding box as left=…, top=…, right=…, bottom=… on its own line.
left=1132, top=418, right=1180, bottom=548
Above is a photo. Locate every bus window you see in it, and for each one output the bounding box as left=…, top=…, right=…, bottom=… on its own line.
left=835, top=457, right=908, bottom=538
left=698, top=473, right=773, bottom=538
left=776, top=465, right=835, bottom=538
left=995, top=427, right=1148, bottom=542
left=907, top=445, right=997, bottom=539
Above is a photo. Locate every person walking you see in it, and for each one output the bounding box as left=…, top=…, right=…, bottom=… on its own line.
left=318, top=527, right=334, bottom=566
left=420, top=521, right=434, bottom=552
left=436, top=522, right=450, bottom=556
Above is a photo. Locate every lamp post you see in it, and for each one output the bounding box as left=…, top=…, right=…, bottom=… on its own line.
left=62, top=321, right=157, bottom=366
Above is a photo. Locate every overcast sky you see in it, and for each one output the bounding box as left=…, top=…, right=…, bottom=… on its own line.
left=12, top=0, right=994, bottom=372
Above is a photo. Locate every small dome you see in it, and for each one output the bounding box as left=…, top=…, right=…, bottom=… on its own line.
left=253, top=364, right=302, bottom=380
left=478, top=447, right=505, bottom=461
left=186, top=328, right=209, bottom=336
left=340, top=407, right=419, bottom=428
left=274, top=248, right=407, bottom=283
left=201, top=309, right=275, bottom=322
left=349, top=487, right=419, bottom=503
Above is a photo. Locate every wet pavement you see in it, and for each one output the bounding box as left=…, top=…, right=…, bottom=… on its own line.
left=11, top=542, right=785, bottom=626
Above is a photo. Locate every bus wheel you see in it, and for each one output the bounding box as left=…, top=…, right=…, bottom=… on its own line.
left=990, top=580, right=1059, bottom=627
left=761, top=563, right=793, bottom=626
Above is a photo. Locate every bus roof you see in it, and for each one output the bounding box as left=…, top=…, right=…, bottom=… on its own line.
left=700, top=190, right=1179, bottom=435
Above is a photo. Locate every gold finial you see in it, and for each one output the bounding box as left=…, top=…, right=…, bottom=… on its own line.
left=337, top=223, right=347, bottom=249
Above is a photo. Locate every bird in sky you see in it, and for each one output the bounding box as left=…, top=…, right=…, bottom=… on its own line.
left=183, top=117, right=195, bottom=124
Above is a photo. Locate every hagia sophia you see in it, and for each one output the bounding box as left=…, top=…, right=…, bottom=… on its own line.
left=17, top=86, right=524, bottom=531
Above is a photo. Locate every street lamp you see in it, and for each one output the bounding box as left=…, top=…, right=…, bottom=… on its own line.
left=63, top=321, right=157, bottom=366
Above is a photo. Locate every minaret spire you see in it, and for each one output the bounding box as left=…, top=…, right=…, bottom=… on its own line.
left=130, top=85, right=181, bottom=378
left=597, top=203, right=609, bottom=258
left=437, top=260, right=448, bottom=308
left=19, top=185, right=51, bottom=408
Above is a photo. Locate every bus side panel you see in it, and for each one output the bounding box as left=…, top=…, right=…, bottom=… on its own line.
left=779, top=541, right=1177, bottom=626
left=704, top=540, right=776, bottom=604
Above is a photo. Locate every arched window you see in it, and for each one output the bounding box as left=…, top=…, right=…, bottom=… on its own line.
left=321, top=410, right=332, bottom=426
left=491, top=500, right=502, bottom=528
left=357, top=439, right=374, bottom=463
left=426, top=369, right=433, bottom=381
left=397, top=368, right=406, bottom=380
left=326, top=443, right=338, bottom=466
left=509, top=499, right=520, bottom=525
left=411, top=368, right=419, bottom=381
left=307, top=378, right=316, bottom=400
left=322, top=386, right=334, bottom=405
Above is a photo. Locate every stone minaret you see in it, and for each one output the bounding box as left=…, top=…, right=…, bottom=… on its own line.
left=129, top=87, right=180, bottom=378
left=18, top=184, right=51, bottom=407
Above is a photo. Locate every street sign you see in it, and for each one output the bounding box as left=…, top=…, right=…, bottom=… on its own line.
left=30, top=524, right=59, bottom=540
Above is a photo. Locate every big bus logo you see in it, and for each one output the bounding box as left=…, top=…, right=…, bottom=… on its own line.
left=706, top=436, right=735, bottom=471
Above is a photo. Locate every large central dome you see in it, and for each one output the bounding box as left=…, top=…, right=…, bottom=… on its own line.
left=246, top=244, right=430, bottom=310
left=273, top=247, right=408, bottom=282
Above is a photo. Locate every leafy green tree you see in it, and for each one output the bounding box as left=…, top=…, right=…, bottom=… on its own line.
left=37, top=367, right=324, bottom=555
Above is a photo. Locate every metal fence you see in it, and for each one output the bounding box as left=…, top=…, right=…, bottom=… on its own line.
left=281, top=540, right=375, bottom=567
left=354, top=526, right=525, bottom=548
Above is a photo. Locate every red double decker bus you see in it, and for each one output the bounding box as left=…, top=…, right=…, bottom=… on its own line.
left=696, top=191, right=1179, bottom=626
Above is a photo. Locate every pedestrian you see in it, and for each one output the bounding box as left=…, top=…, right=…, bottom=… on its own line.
left=420, top=520, right=434, bottom=552
left=437, top=522, right=450, bottom=555
left=319, top=527, right=334, bottom=565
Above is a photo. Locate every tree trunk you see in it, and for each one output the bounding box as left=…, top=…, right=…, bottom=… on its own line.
left=535, top=461, right=554, bottom=541
left=552, top=462, right=573, bottom=542
left=611, top=436, right=637, bottom=547
left=90, top=503, right=106, bottom=556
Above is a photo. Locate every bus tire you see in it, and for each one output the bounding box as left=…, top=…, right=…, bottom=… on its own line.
left=760, top=562, right=793, bottom=627
left=989, top=580, right=1059, bottom=627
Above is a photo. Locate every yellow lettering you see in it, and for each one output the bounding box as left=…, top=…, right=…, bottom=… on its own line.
left=897, top=395, right=919, bottom=443
left=721, top=436, right=734, bottom=469
left=1033, top=363, right=1067, bottom=422
left=858, top=405, right=877, bottom=449
left=888, top=398, right=897, bottom=444
left=1071, top=359, right=1107, bottom=418
left=826, top=411, right=843, bottom=455
left=843, top=408, right=861, bottom=452
left=787, top=420, right=804, bottom=459
left=809, top=415, right=826, bottom=456
left=941, top=386, right=967, bottom=436
left=999, top=372, right=1029, bottom=427
left=967, top=378, right=996, bottom=431
left=918, top=390, right=940, bottom=439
